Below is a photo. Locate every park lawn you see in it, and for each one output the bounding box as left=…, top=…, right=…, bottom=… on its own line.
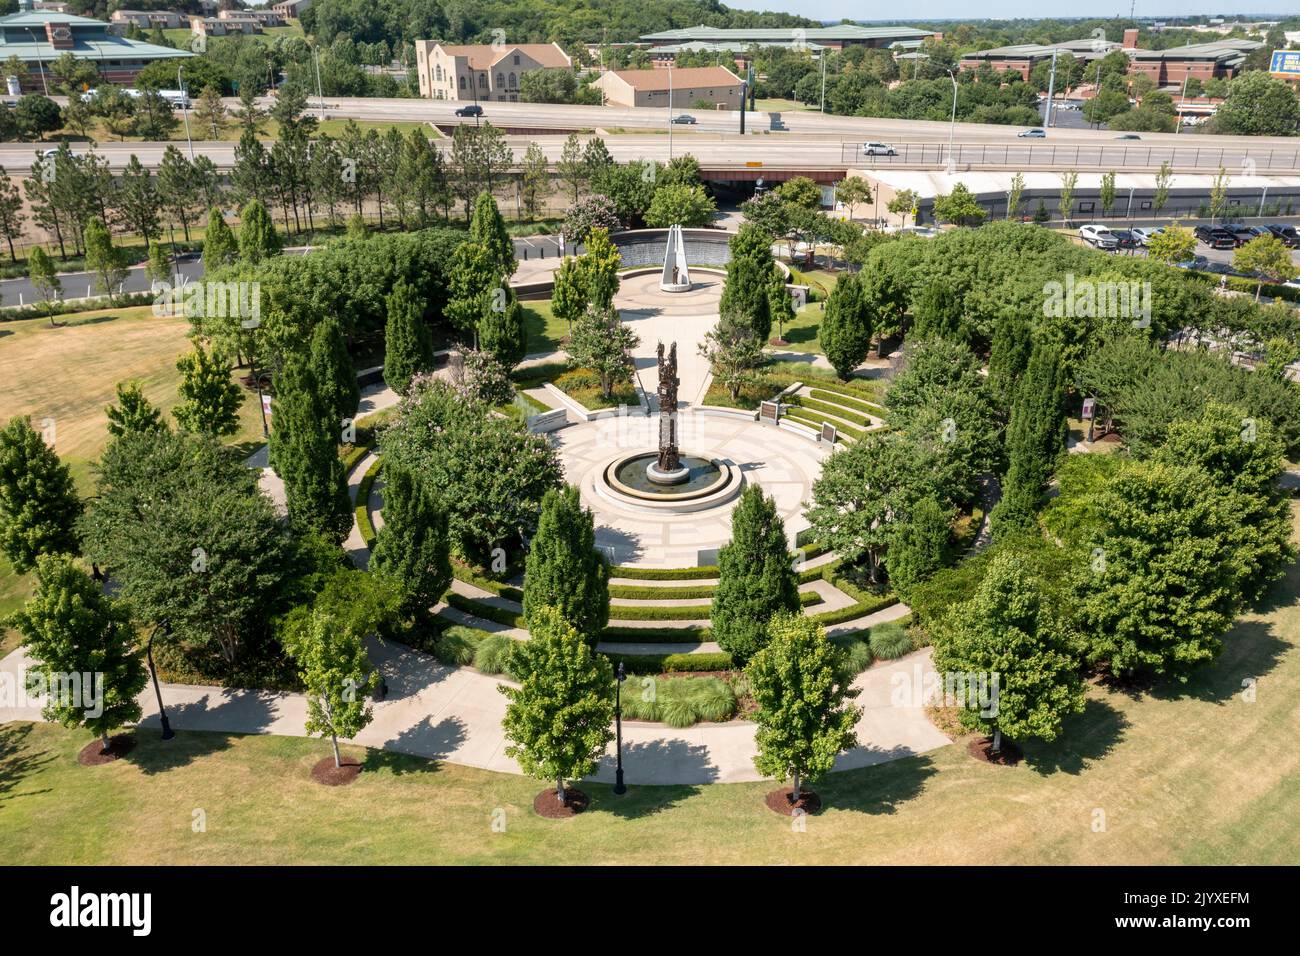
left=521, top=301, right=567, bottom=355
left=3, top=512, right=1300, bottom=864
left=754, top=98, right=813, bottom=112
left=780, top=301, right=823, bottom=354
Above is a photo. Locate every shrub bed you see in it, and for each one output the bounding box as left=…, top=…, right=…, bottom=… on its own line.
left=354, top=458, right=383, bottom=548
left=611, top=565, right=720, bottom=581
left=445, top=593, right=523, bottom=628
left=603, top=650, right=734, bottom=674
left=608, top=589, right=820, bottom=620
left=619, top=674, right=738, bottom=726
left=868, top=621, right=913, bottom=660
left=783, top=406, right=866, bottom=441
left=792, top=395, right=872, bottom=427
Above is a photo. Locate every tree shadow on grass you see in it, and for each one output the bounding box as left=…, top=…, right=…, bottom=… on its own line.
left=817, top=752, right=939, bottom=815
left=124, top=728, right=242, bottom=776
left=586, top=736, right=715, bottom=818
left=0, top=722, right=58, bottom=803
left=63, top=314, right=121, bottom=328
left=1020, top=697, right=1130, bottom=776
left=783, top=323, right=820, bottom=349
left=1148, top=618, right=1289, bottom=706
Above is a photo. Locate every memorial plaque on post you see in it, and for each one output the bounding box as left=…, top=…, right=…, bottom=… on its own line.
left=1081, top=398, right=1095, bottom=420
left=820, top=422, right=837, bottom=445
left=760, top=400, right=781, bottom=424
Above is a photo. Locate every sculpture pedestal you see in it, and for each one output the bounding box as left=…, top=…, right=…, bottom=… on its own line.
left=646, top=461, right=690, bottom=485
left=660, top=224, right=691, bottom=293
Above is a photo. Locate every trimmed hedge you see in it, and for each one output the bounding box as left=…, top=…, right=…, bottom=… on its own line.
left=610, top=564, right=720, bottom=580
left=603, top=650, right=735, bottom=674
left=784, top=406, right=866, bottom=440
left=354, top=458, right=383, bottom=549
left=610, top=582, right=718, bottom=600
left=600, top=625, right=712, bottom=642
left=803, top=377, right=886, bottom=407
left=608, top=589, right=820, bottom=621
left=451, top=560, right=524, bottom=602
left=807, top=388, right=884, bottom=417
left=792, top=395, right=871, bottom=427
left=445, top=593, right=524, bottom=628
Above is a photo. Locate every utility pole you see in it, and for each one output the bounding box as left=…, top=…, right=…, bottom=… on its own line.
left=819, top=51, right=827, bottom=112
left=1176, top=73, right=1189, bottom=134
left=177, top=64, right=194, bottom=161
left=1044, top=48, right=1058, bottom=129
left=945, top=69, right=958, bottom=174
left=668, top=64, right=673, bottom=158
left=313, top=42, right=325, bottom=120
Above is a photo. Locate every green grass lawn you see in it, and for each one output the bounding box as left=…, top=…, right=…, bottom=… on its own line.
left=780, top=301, right=823, bottom=354
left=4, top=515, right=1299, bottom=863
left=520, top=301, right=567, bottom=355
left=754, top=98, right=814, bottom=112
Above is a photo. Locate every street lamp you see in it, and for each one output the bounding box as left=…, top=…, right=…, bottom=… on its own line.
left=177, top=64, right=195, bottom=161
left=24, top=29, right=49, bottom=96
left=945, top=69, right=958, bottom=174
left=1176, top=73, right=1190, bottom=135
left=145, top=620, right=175, bottom=740
left=613, top=662, right=627, bottom=795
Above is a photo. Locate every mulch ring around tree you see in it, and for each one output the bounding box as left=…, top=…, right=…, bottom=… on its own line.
left=77, top=734, right=136, bottom=766
left=967, top=736, right=1024, bottom=766
left=311, top=756, right=364, bottom=786
left=534, top=787, right=590, bottom=818
left=764, top=787, right=823, bottom=817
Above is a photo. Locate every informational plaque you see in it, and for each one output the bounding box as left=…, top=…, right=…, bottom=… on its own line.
left=820, top=422, right=837, bottom=445
left=760, top=400, right=781, bottom=424
left=1082, top=398, right=1095, bottom=421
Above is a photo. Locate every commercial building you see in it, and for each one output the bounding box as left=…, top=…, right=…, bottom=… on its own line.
left=641, top=24, right=933, bottom=66
left=958, top=34, right=1128, bottom=81
left=0, top=9, right=192, bottom=92
left=219, top=9, right=285, bottom=26
left=413, top=41, right=571, bottom=102
left=1127, top=39, right=1261, bottom=86
left=109, top=10, right=186, bottom=30
left=271, top=0, right=311, bottom=19
left=591, top=65, right=743, bottom=108
left=191, top=16, right=262, bottom=38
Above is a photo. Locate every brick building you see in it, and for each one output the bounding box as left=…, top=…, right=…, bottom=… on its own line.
left=413, top=41, right=571, bottom=102
left=591, top=65, right=743, bottom=108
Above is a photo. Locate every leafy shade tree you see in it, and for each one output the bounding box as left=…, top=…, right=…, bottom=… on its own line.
left=932, top=183, right=986, bottom=227
left=269, top=353, right=353, bottom=542
left=84, top=217, right=128, bottom=306
left=719, top=223, right=774, bottom=342
left=1234, top=235, right=1297, bottom=301
left=778, top=176, right=822, bottom=210
left=369, top=465, right=451, bottom=622
left=992, top=341, right=1067, bottom=539
left=1146, top=224, right=1196, bottom=266
left=748, top=613, right=860, bottom=804
left=835, top=177, right=872, bottom=220
left=885, top=495, right=952, bottom=598
left=202, top=208, right=238, bottom=272
left=931, top=551, right=1085, bottom=752
left=522, top=485, right=610, bottom=642
left=644, top=183, right=717, bottom=228
left=912, top=279, right=964, bottom=342
left=887, top=188, right=919, bottom=227
left=469, top=191, right=516, bottom=279
left=698, top=308, right=764, bottom=402
left=499, top=605, right=615, bottom=807
left=0, top=416, right=82, bottom=573
left=550, top=255, right=587, bottom=336
left=309, top=315, right=359, bottom=426
left=477, top=289, right=528, bottom=370
left=711, top=486, right=801, bottom=663
left=105, top=381, right=166, bottom=439
left=27, top=246, right=62, bottom=326
left=1080, top=460, right=1242, bottom=679
left=10, top=555, right=146, bottom=754
left=284, top=609, right=379, bottom=769
left=819, top=271, right=875, bottom=378
left=565, top=305, right=638, bottom=400
left=1212, top=71, right=1300, bottom=136
left=574, top=227, right=621, bottom=311
left=237, top=199, right=281, bottom=264
left=173, top=344, right=242, bottom=438
left=384, top=278, right=434, bottom=396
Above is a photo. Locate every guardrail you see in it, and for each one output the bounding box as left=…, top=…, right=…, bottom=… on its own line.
left=843, top=142, right=1300, bottom=173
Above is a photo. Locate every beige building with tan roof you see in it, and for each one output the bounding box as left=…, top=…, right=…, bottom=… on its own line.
left=414, top=40, right=571, bottom=101
left=591, top=66, right=742, bottom=109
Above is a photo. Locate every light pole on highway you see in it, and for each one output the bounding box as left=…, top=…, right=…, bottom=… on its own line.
left=1175, top=73, right=1190, bottom=134
left=177, top=64, right=195, bottom=162
left=1043, top=48, right=1059, bottom=129
left=945, top=69, right=958, bottom=174
left=24, top=30, right=48, bottom=96
left=819, top=51, right=827, bottom=113
left=667, top=64, right=673, bottom=159
left=313, top=42, right=325, bottom=120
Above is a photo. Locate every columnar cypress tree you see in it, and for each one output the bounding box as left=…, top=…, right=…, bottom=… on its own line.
left=10, top=554, right=147, bottom=754
left=992, top=341, right=1067, bottom=539
left=912, top=279, right=963, bottom=342
left=369, top=465, right=452, bottom=622
left=986, top=315, right=1033, bottom=414
left=711, top=485, right=801, bottom=663
left=0, top=416, right=82, bottom=572
left=469, top=191, right=516, bottom=279
left=202, top=207, right=238, bottom=272
left=819, top=271, right=875, bottom=379
left=719, top=223, right=774, bottom=342
left=237, top=199, right=281, bottom=264
left=383, top=278, right=434, bottom=396
left=309, top=315, right=359, bottom=426
left=105, top=381, right=167, bottom=439
left=522, top=485, right=610, bottom=643
left=886, top=495, right=952, bottom=598
left=477, top=290, right=527, bottom=370
left=269, top=353, right=352, bottom=542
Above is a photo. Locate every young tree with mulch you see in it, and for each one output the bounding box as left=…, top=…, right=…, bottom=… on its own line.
left=522, top=486, right=610, bottom=643
left=105, top=381, right=167, bottom=440
left=0, top=416, right=82, bottom=573
left=172, top=344, right=242, bottom=439
left=565, top=304, right=639, bottom=400
left=383, top=278, right=435, bottom=396
left=500, top=605, right=614, bottom=813
left=27, top=246, right=62, bottom=327
left=711, top=486, right=801, bottom=663
left=698, top=308, right=764, bottom=403
left=931, top=551, right=1084, bottom=756
left=369, top=465, right=452, bottom=623
left=748, top=613, right=860, bottom=810
left=284, top=608, right=379, bottom=772
left=9, top=554, right=146, bottom=757
left=819, top=271, right=875, bottom=379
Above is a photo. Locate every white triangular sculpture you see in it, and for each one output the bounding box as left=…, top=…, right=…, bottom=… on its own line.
left=660, top=224, right=691, bottom=292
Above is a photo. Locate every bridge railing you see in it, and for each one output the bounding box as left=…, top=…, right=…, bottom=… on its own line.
left=841, top=142, right=1300, bottom=172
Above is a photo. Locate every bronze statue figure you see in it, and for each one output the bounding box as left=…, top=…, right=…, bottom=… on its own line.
left=656, top=341, right=680, bottom=473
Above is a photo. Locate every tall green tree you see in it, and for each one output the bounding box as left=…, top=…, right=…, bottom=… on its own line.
left=992, top=341, right=1067, bottom=539
left=912, top=278, right=963, bottom=342
left=748, top=613, right=860, bottom=803
left=10, top=555, right=146, bottom=754
left=711, top=486, right=801, bottom=663
left=574, top=227, right=621, bottom=310
left=383, top=277, right=434, bottom=395
left=522, top=486, right=610, bottom=643
left=0, top=165, right=25, bottom=263
left=500, top=605, right=615, bottom=807
left=885, top=495, right=952, bottom=598
left=719, top=223, right=774, bottom=342
left=238, top=199, right=281, bottom=264
left=565, top=305, right=638, bottom=399
left=83, top=217, right=129, bottom=306
left=111, top=155, right=162, bottom=243
left=469, top=191, right=516, bottom=279
left=478, top=289, right=528, bottom=370
left=105, top=381, right=166, bottom=440
left=27, top=246, right=62, bottom=326
left=550, top=255, right=587, bottom=336
left=369, top=465, right=452, bottom=622
left=986, top=315, right=1032, bottom=414
left=172, top=344, right=242, bottom=438
left=0, top=416, right=82, bottom=572
left=202, top=208, right=238, bottom=272
left=308, top=315, right=359, bottom=426
left=819, top=271, right=875, bottom=378
left=931, top=551, right=1085, bottom=752
left=284, top=608, right=379, bottom=769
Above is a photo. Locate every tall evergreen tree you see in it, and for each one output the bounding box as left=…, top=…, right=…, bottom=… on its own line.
left=383, top=278, right=434, bottom=395
left=10, top=555, right=146, bottom=754
left=478, top=290, right=527, bottom=370
left=83, top=217, right=128, bottom=305
left=237, top=198, right=281, bottom=264
left=986, top=315, right=1033, bottom=414
left=0, top=416, right=82, bottom=572
left=886, top=495, right=952, bottom=598
left=719, top=223, right=774, bottom=342
left=105, top=381, right=167, bottom=439
left=202, top=208, right=238, bottom=273
left=369, top=465, right=452, bottom=622
left=912, top=279, right=964, bottom=342
left=522, top=485, right=610, bottom=643
left=112, top=155, right=161, bottom=244
left=172, top=344, right=242, bottom=438
left=711, top=485, right=801, bottom=663
left=0, top=165, right=25, bottom=263
left=309, top=315, right=359, bottom=426
left=992, top=341, right=1067, bottom=539
left=469, top=190, right=516, bottom=279
left=269, top=353, right=352, bottom=543
left=819, top=271, right=875, bottom=379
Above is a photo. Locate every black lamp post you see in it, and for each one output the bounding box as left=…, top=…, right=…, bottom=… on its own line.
left=613, top=662, right=627, bottom=795
left=146, top=620, right=175, bottom=740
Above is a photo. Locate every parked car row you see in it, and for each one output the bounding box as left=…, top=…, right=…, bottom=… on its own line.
left=1193, top=223, right=1300, bottom=249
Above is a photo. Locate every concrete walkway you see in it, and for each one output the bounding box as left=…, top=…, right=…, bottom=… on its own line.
left=0, top=640, right=950, bottom=785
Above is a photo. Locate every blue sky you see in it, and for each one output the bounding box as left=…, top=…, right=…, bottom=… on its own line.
left=747, top=3, right=1297, bottom=19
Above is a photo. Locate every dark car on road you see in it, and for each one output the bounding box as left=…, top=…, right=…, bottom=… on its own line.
left=1264, top=224, right=1300, bottom=248
left=454, top=104, right=483, bottom=117
left=1193, top=224, right=1237, bottom=249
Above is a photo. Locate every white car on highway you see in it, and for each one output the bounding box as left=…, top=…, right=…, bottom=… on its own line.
left=861, top=142, right=897, bottom=156
left=1078, top=224, right=1119, bottom=249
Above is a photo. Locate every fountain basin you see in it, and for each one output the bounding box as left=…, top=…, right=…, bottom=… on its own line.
left=595, top=452, right=743, bottom=514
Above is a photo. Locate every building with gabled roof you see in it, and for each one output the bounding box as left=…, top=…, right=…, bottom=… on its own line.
left=591, top=65, right=743, bottom=109
left=413, top=40, right=571, bottom=101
